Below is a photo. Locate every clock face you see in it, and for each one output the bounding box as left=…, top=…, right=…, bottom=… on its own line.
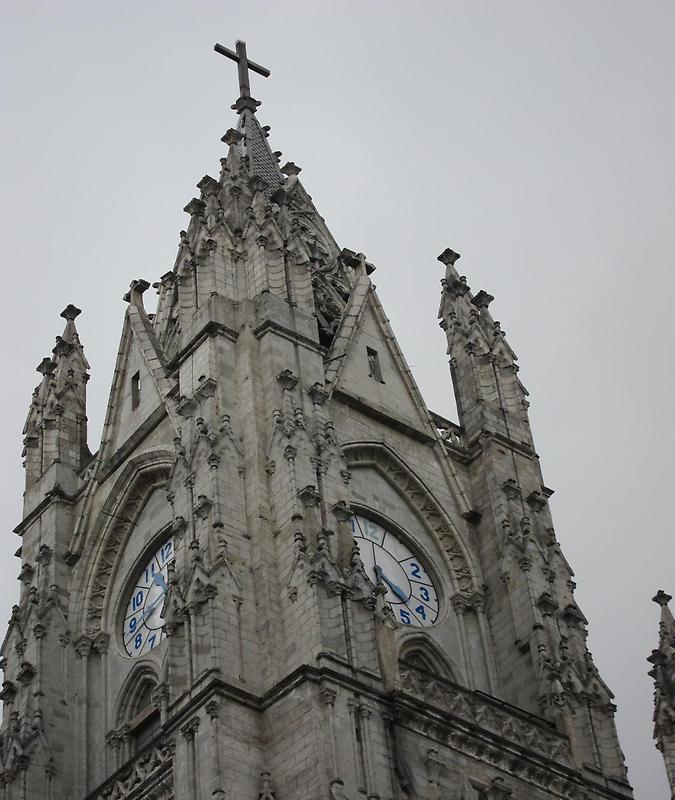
left=122, top=537, right=174, bottom=658
left=351, top=514, right=440, bottom=627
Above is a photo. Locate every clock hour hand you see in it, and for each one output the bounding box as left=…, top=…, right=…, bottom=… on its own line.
left=373, top=564, right=408, bottom=603
left=141, top=579, right=168, bottom=622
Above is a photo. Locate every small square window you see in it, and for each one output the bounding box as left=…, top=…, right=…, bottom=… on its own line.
left=367, top=347, right=384, bottom=383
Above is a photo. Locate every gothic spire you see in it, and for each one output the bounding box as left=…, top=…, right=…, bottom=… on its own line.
left=151, top=43, right=345, bottom=361
left=22, top=305, right=90, bottom=493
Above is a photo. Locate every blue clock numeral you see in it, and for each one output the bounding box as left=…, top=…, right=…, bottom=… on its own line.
left=160, top=541, right=173, bottom=563
left=134, top=633, right=143, bottom=650
left=148, top=634, right=157, bottom=650
left=419, top=587, right=430, bottom=602
left=399, top=609, right=411, bottom=625
left=132, top=590, right=144, bottom=611
left=129, top=617, right=137, bottom=633
left=415, top=605, right=426, bottom=620
left=409, top=562, right=421, bottom=578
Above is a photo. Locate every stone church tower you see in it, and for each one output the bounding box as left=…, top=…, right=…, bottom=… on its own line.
left=1, top=41, right=634, bottom=800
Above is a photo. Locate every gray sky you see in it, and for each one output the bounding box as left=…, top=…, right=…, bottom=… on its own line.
left=2, top=2, right=673, bottom=796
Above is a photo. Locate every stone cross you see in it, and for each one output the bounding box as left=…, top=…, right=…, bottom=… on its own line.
left=214, top=40, right=270, bottom=99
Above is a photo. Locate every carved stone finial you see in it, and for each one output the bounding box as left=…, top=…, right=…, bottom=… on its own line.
left=437, top=248, right=461, bottom=266
left=276, top=369, right=299, bottom=391
left=183, top=198, right=206, bottom=217
left=298, top=485, right=321, bottom=508
left=60, top=304, right=81, bottom=321
left=221, top=128, right=244, bottom=146
left=249, top=175, right=269, bottom=195
left=331, top=501, right=353, bottom=522
left=653, top=590, right=672, bottom=607
left=472, top=290, right=494, bottom=310
left=197, top=175, right=221, bottom=195
left=307, top=382, right=329, bottom=405
left=36, top=357, right=56, bottom=376
left=281, top=161, right=301, bottom=177
left=501, top=478, right=521, bottom=500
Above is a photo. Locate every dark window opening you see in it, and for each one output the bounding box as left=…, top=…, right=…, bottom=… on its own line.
left=129, top=681, right=160, bottom=754
left=367, top=347, right=384, bottom=383
left=131, top=372, right=141, bottom=410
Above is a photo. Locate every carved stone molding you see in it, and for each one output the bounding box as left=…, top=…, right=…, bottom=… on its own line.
left=398, top=665, right=571, bottom=767
left=88, top=738, right=175, bottom=800
left=85, top=456, right=172, bottom=624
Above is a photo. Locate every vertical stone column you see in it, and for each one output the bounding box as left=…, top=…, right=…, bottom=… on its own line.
left=450, top=596, right=473, bottom=689
left=359, top=703, right=380, bottom=800
left=474, top=597, right=498, bottom=694
left=206, top=701, right=226, bottom=800
left=180, top=717, right=200, bottom=800
left=44, top=759, right=56, bottom=800
left=73, top=635, right=92, bottom=796
left=16, top=755, right=28, bottom=800
left=57, top=633, right=70, bottom=706
left=321, top=688, right=339, bottom=781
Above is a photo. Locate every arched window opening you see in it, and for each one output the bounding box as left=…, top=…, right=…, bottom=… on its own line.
left=115, top=668, right=162, bottom=759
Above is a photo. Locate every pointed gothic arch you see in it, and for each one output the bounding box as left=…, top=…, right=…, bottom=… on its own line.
left=78, top=450, right=175, bottom=631
left=398, top=633, right=460, bottom=682
left=115, top=663, right=159, bottom=726
left=342, top=441, right=481, bottom=596
left=114, top=663, right=161, bottom=756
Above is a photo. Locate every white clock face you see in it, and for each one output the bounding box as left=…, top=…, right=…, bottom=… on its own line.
left=351, top=514, right=440, bottom=627
left=122, top=537, right=174, bottom=658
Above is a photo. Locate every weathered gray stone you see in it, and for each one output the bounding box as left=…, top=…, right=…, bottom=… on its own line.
left=0, top=41, right=634, bottom=800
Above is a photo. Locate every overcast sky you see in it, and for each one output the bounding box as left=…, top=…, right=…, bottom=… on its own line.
left=1, top=2, right=673, bottom=796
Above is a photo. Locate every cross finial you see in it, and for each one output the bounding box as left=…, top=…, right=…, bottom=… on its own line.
left=214, top=40, right=270, bottom=112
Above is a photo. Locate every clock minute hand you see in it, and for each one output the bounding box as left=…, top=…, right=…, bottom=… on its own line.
left=373, top=564, right=408, bottom=603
